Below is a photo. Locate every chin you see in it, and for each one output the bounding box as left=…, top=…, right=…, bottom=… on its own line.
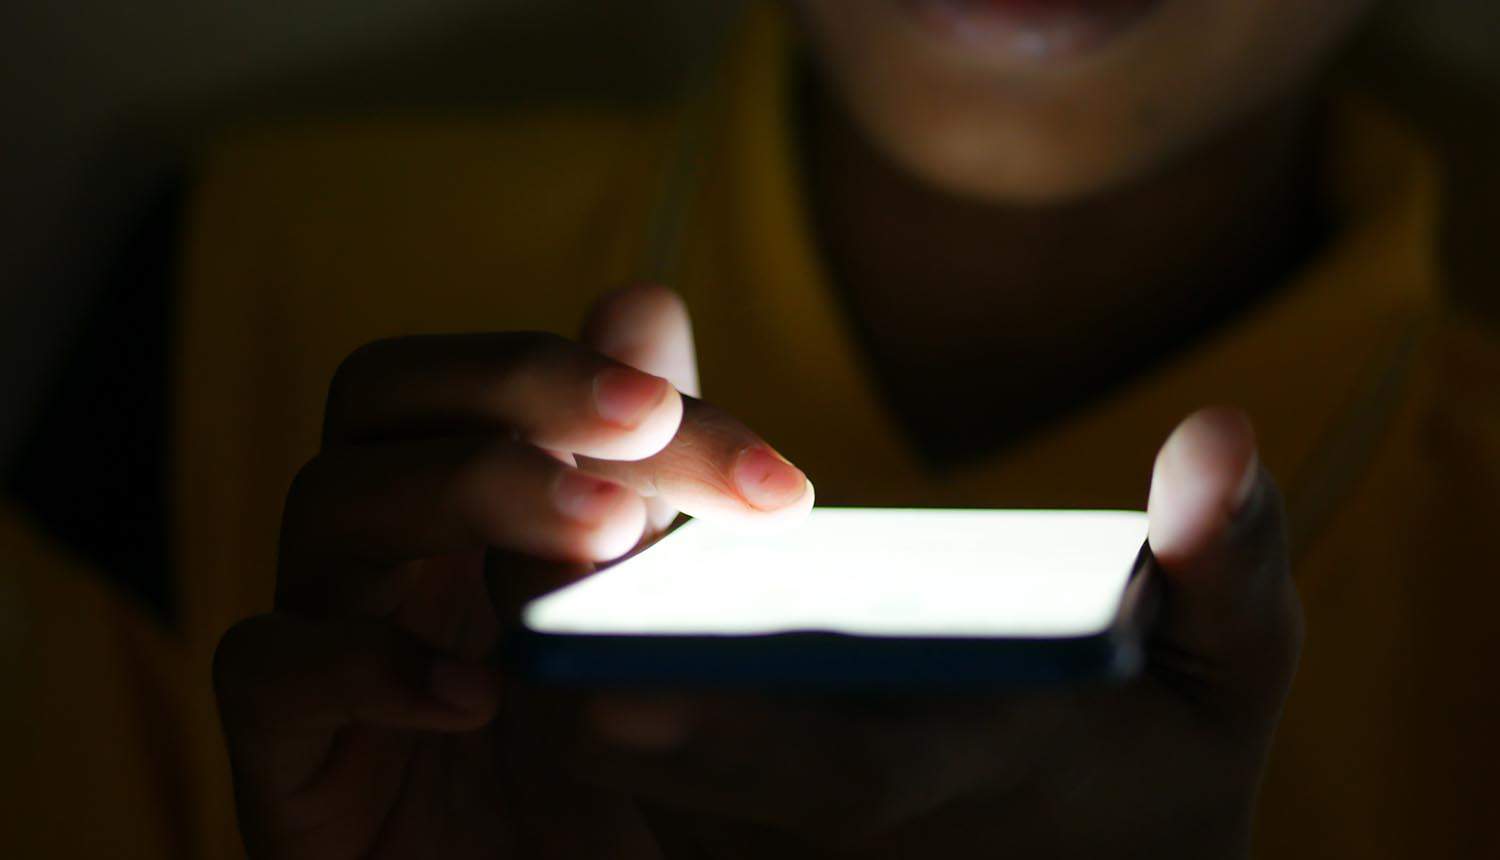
left=896, top=134, right=1161, bottom=205
left=797, top=0, right=1371, bottom=206
left=856, top=100, right=1188, bottom=205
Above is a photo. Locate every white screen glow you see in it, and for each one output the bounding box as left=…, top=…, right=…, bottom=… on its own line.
left=523, top=508, right=1148, bottom=639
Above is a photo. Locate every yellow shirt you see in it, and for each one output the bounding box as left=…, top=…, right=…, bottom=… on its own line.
left=5, top=4, right=1498, bottom=857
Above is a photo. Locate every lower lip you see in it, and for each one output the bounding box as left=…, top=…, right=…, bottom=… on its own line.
left=903, top=0, right=1164, bottom=61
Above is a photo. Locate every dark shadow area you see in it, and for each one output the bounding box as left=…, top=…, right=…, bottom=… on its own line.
left=1346, top=29, right=1500, bottom=323
left=170, top=0, right=741, bottom=126
left=5, top=175, right=182, bottom=623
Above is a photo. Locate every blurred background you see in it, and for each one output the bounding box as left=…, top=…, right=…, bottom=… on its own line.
left=1, top=0, right=1497, bottom=472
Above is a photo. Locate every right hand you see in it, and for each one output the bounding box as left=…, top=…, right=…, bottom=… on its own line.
left=211, top=285, right=813, bottom=858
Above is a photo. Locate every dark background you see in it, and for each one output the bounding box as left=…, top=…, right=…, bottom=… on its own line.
left=2, top=0, right=1497, bottom=501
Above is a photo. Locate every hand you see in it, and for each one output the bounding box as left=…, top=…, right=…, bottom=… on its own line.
left=573, top=407, right=1303, bottom=859
left=211, top=285, right=813, bottom=859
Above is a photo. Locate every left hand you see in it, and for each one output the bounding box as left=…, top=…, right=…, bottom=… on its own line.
left=210, top=284, right=813, bottom=859
left=556, top=407, right=1303, bottom=858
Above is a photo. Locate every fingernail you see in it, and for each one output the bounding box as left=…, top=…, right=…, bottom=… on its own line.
left=733, top=446, right=808, bottom=511
left=1148, top=408, right=1259, bottom=562
left=430, top=660, right=496, bottom=714
left=1189, top=407, right=1258, bottom=515
left=553, top=469, right=626, bottom=524
left=594, top=368, right=668, bottom=429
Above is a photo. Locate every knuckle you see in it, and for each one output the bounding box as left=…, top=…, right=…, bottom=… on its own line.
left=283, top=455, right=322, bottom=504
left=280, top=455, right=331, bottom=535
left=455, top=439, right=548, bottom=534
left=495, top=332, right=590, bottom=438
left=212, top=616, right=270, bottom=702
left=326, top=337, right=404, bottom=421
left=503, top=330, right=578, bottom=378
left=460, top=437, right=519, bottom=487
left=681, top=398, right=756, bottom=455
left=275, top=456, right=349, bottom=612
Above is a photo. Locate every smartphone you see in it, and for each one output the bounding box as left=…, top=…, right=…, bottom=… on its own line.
left=509, top=508, right=1159, bottom=691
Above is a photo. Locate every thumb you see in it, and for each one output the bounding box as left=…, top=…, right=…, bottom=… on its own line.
left=1146, top=407, right=1302, bottom=709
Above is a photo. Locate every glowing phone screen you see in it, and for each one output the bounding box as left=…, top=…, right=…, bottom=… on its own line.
left=523, top=508, right=1149, bottom=639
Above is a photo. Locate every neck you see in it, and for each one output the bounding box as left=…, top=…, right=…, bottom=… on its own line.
left=801, top=77, right=1327, bottom=463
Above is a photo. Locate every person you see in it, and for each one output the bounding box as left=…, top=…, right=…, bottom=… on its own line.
left=5, top=0, right=1497, bottom=857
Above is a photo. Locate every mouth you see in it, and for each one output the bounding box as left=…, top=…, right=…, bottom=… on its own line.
left=901, top=0, right=1165, bottom=61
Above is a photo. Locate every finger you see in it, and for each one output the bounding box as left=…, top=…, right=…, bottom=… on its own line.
left=580, top=396, right=815, bottom=528
left=582, top=284, right=701, bottom=534
left=323, top=332, right=682, bottom=460
left=582, top=283, right=700, bottom=397
left=1146, top=407, right=1303, bottom=707
left=213, top=613, right=500, bottom=739
left=580, top=285, right=812, bottom=528
left=282, top=435, right=647, bottom=577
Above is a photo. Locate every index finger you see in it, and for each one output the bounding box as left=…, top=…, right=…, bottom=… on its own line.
left=579, top=395, right=815, bottom=528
